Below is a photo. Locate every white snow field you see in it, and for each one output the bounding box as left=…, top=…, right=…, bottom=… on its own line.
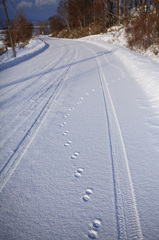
left=0, top=35, right=159, bottom=240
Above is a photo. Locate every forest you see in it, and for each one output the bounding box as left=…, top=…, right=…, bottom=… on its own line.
left=47, top=0, right=159, bottom=51
left=48, top=0, right=159, bottom=32
left=3, top=0, right=159, bottom=53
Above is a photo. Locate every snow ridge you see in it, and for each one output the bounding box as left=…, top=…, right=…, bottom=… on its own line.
left=0, top=38, right=48, bottom=71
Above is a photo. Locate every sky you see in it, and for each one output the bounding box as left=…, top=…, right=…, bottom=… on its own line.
left=0, top=0, right=60, bottom=22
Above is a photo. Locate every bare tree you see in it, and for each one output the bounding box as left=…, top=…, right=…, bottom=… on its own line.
left=55, top=0, right=158, bottom=37
left=49, top=15, right=64, bottom=36
left=4, top=8, right=33, bottom=47
left=58, top=0, right=71, bottom=32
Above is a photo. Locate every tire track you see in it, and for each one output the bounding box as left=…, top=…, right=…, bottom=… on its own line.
left=0, top=45, right=69, bottom=102
left=0, top=47, right=73, bottom=144
left=0, top=66, right=71, bottom=193
left=0, top=38, right=63, bottom=80
left=82, top=42, right=143, bottom=240
left=0, top=43, right=76, bottom=151
left=0, top=41, right=78, bottom=193
left=96, top=54, right=143, bottom=240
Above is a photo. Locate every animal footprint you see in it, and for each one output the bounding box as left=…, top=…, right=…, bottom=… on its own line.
left=71, top=152, right=80, bottom=159
left=64, top=113, right=70, bottom=118
left=64, top=141, right=72, bottom=147
left=83, top=188, right=93, bottom=202
left=88, top=230, right=98, bottom=239
left=92, top=219, right=102, bottom=229
left=152, top=102, right=159, bottom=108
left=62, top=130, right=69, bottom=136
left=60, top=122, right=66, bottom=127
left=121, top=72, right=125, bottom=77
left=74, top=168, right=84, bottom=178
left=88, top=219, right=102, bottom=239
left=68, top=107, right=75, bottom=112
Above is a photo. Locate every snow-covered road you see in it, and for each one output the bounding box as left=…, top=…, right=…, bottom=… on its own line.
left=0, top=36, right=159, bottom=240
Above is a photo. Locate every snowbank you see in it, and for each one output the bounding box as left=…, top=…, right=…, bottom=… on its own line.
left=114, top=47, right=159, bottom=111
left=81, top=31, right=159, bottom=115
left=90, top=27, right=159, bottom=63
left=0, top=36, right=48, bottom=70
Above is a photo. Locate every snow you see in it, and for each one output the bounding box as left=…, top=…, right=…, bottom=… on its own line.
left=0, top=36, right=47, bottom=68
left=90, top=26, right=159, bottom=63
left=87, top=36, right=159, bottom=113
left=0, top=31, right=159, bottom=240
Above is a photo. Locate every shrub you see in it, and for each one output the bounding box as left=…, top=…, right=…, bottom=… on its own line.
left=49, top=15, right=65, bottom=37
left=125, top=11, right=159, bottom=51
left=4, top=12, right=33, bottom=47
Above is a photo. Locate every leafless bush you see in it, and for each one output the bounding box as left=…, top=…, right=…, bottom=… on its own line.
left=4, top=11, right=33, bottom=47
left=58, top=24, right=106, bottom=39
left=49, top=15, right=65, bottom=37
left=125, top=11, right=159, bottom=51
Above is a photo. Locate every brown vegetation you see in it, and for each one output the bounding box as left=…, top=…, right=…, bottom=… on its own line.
left=49, top=15, right=65, bottom=37
left=52, top=0, right=159, bottom=52
left=4, top=10, right=33, bottom=47
left=125, top=11, right=159, bottom=51
left=3, top=0, right=159, bottom=53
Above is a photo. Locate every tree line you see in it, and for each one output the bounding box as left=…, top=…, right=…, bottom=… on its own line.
left=3, top=0, right=159, bottom=52
left=48, top=0, right=159, bottom=51
left=49, top=0, right=159, bottom=34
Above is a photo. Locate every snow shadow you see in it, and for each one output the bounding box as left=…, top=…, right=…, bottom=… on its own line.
left=0, top=41, right=49, bottom=72
left=51, top=50, right=112, bottom=72
left=0, top=50, right=111, bottom=90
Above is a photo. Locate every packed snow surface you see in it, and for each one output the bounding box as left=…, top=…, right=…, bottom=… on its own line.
left=0, top=35, right=159, bottom=240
